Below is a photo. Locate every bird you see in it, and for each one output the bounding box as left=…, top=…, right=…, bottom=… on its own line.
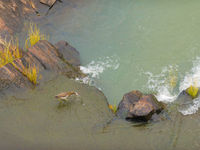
left=55, top=91, right=79, bottom=103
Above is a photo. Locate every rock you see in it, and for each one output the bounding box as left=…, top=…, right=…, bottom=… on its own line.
left=116, top=90, right=143, bottom=119
left=150, top=113, right=165, bottom=122
left=12, top=52, right=45, bottom=76
left=117, top=91, right=165, bottom=122
left=55, top=40, right=81, bottom=67
left=28, top=40, right=84, bottom=78
left=177, top=86, right=199, bottom=105
left=0, top=1, right=85, bottom=92
left=0, top=63, right=31, bottom=90
left=28, top=40, right=65, bottom=71
left=176, top=90, right=193, bottom=105
left=127, top=95, right=164, bottom=121
left=0, top=75, right=115, bottom=149
left=0, top=0, right=35, bottom=37
left=0, top=40, right=84, bottom=91
left=40, top=0, right=57, bottom=7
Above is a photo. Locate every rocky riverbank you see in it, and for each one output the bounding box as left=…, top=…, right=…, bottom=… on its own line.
left=0, top=0, right=84, bottom=91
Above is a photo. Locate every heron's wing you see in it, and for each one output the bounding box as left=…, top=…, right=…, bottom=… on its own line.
left=55, top=92, right=68, bottom=98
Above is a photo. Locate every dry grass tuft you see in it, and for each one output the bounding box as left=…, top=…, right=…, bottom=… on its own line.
left=109, top=104, right=117, bottom=113
left=22, top=64, right=38, bottom=85
left=25, top=23, right=48, bottom=49
left=0, top=38, right=22, bottom=68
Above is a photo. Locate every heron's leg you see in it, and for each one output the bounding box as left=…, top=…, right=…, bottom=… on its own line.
left=57, top=98, right=64, bottom=104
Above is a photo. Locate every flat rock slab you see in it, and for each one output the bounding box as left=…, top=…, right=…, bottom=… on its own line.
left=0, top=63, right=31, bottom=90
left=40, top=0, right=56, bottom=7
left=28, top=40, right=84, bottom=78
left=28, top=40, right=65, bottom=71
left=55, top=41, right=81, bottom=67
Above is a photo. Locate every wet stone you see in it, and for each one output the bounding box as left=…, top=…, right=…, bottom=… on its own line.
left=117, top=91, right=165, bottom=122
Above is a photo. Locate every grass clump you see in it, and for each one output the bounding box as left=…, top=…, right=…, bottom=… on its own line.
left=109, top=104, right=117, bottom=113
left=25, top=23, right=48, bottom=49
left=186, top=85, right=199, bottom=99
left=0, top=38, right=22, bottom=68
left=22, top=65, right=38, bottom=85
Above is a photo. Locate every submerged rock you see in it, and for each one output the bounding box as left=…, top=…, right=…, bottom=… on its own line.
left=176, top=86, right=199, bottom=105
left=175, top=88, right=200, bottom=112
left=176, top=90, right=193, bottom=105
left=117, top=90, right=165, bottom=122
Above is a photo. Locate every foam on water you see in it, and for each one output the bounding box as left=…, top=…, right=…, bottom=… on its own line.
left=146, top=57, right=200, bottom=115
left=178, top=98, right=200, bottom=115
left=76, top=55, right=120, bottom=86
left=145, top=65, right=178, bottom=103
left=179, top=57, right=200, bottom=92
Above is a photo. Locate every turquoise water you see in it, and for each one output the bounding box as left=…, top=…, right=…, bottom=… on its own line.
left=38, top=0, right=200, bottom=108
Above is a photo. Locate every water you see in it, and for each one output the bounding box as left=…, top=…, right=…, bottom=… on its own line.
left=36, top=0, right=200, bottom=114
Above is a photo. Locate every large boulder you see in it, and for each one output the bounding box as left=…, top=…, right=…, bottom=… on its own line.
left=116, top=90, right=165, bottom=122
left=55, top=40, right=81, bottom=67
left=127, top=95, right=164, bottom=121
left=116, top=90, right=142, bottom=119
